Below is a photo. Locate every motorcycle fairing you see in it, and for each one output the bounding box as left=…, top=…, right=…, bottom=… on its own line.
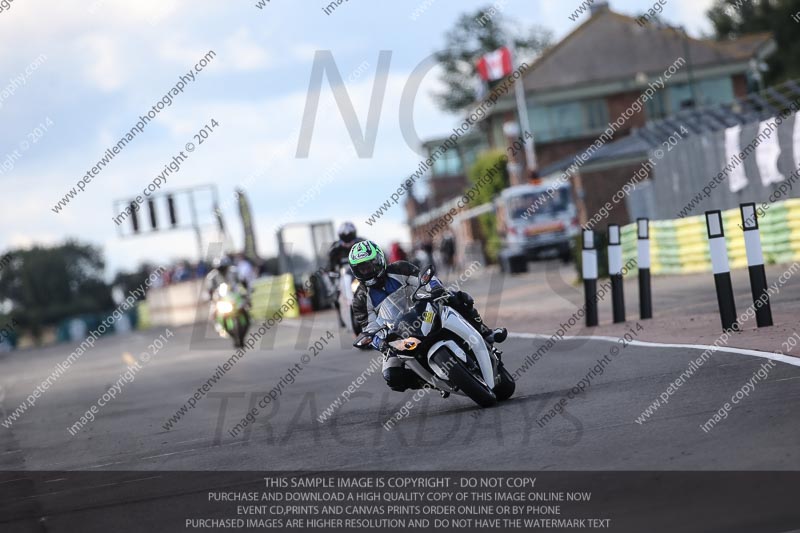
left=438, top=306, right=496, bottom=387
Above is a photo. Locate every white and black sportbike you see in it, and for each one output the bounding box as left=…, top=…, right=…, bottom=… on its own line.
left=354, top=266, right=515, bottom=407
left=329, top=264, right=362, bottom=336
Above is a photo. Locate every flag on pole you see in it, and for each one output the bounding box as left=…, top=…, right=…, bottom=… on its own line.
left=236, top=189, right=259, bottom=261
left=476, top=46, right=513, bottom=82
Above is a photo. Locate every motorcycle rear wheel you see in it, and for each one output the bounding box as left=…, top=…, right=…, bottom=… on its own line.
left=350, top=307, right=362, bottom=336
left=432, top=348, right=496, bottom=408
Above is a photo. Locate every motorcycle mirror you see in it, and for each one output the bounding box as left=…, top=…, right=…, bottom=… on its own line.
left=353, top=332, right=373, bottom=349
left=419, top=265, right=435, bottom=285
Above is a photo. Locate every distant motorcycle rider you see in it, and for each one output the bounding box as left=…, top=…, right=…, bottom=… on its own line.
left=349, top=240, right=506, bottom=392
left=328, top=222, right=364, bottom=272
left=204, top=255, right=251, bottom=302
left=328, top=222, right=365, bottom=326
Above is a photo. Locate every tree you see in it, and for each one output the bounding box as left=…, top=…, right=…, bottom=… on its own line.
left=433, top=6, right=552, bottom=113
left=0, top=241, right=113, bottom=342
left=112, top=263, right=156, bottom=298
left=468, top=150, right=510, bottom=262
left=707, top=0, right=800, bottom=84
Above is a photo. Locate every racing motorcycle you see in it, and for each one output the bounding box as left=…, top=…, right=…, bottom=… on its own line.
left=212, top=283, right=250, bottom=348
left=353, top=266, right=514, bottom=407
left=331, top=264, right=362, bottom=336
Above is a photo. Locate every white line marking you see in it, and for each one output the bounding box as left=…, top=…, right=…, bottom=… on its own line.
left=0, top=477, right=27, bottom=486
left=86, top=461, right=127, bottom=469
left=510, top=332, right=800, bottom=367
left=770, top=376, right=800, bottom=383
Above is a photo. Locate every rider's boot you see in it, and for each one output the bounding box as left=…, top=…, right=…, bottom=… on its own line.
left=487, top=328, right=508, bottom=344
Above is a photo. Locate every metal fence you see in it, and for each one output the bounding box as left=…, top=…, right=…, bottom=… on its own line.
left=629, top=112, right=800, bottom=220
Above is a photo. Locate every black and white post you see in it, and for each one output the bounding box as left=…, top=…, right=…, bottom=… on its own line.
left=705, top=210, right=738, bottom=332
left=608, top=224, right=626, bottom=323
left=740, top=202, right=773, bottom=327
left=637, top=218, right=652, bottom=319
left=582, top=229, right=598, bottom=327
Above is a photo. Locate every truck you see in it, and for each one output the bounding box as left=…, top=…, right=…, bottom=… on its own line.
left=496, top=181, right=580, bottom=273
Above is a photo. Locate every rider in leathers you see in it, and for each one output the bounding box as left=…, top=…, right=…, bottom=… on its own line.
left=349, top=240, right=506, bottom=392
left=328, top=222, right=365, bottom=326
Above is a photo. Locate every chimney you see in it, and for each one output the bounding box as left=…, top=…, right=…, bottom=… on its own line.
left=590, top=1, right=610, bottom=16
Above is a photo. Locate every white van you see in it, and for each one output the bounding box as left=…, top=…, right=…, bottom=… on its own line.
left=496, top=182, right=579, bottom=272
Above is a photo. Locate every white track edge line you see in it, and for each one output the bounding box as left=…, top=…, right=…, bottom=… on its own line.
left=509, top=332, right=800, bottom=368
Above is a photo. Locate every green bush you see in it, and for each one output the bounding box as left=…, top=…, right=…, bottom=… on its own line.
left=467, top=150, right=509, bottom=263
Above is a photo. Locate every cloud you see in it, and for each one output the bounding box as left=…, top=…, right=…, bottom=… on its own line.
left=224, top=28, right=273, bottom=71
left=158, top=28, right=272, bottom=74
left=290, top=43, right=321, bottom=63
left=79, top=34, right=128, bottom=92
left=673, top=0, right=714, bottom=36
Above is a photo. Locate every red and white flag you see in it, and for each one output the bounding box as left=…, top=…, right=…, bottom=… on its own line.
left=476, top=46, right=513, bottom=82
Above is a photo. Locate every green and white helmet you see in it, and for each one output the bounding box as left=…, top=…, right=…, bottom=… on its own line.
left=348, top=240, right=386, bottom=286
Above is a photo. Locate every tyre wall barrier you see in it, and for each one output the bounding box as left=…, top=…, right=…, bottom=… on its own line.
left=250, top=274, right=299, bottom=320
left=141, top=275, right=299, bottom=329
left=620, top=198, right=800, bottom=275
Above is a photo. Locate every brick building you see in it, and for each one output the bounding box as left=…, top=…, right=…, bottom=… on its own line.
left=408, top=1, right=775, bottom=250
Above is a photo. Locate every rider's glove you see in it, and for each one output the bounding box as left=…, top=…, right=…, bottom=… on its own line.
left=371, top=335, right=387, bottom=352
left=428, top=277, right=446, bottom=296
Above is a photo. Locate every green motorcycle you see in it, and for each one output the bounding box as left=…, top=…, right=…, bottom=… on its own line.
left=213, top=283, right=250, bottom=348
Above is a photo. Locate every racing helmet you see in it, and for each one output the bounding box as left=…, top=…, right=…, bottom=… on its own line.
left=338, top=221, right=357, bottom=244
left=213, top=255, right=233, bottom=275
left=348, top=240, right=386, bottom=287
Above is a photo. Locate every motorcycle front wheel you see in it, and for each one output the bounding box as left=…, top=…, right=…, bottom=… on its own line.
left=234, top=311, right=250, bottom=348
left=432, top=347, right=496, bottom=408
left=493, top=363, right=515, bottom=401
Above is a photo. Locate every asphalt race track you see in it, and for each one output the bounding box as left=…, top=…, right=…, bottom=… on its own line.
left=3, top=311, right=800, bottom=532
left=3, top=312, right=800, bottom=471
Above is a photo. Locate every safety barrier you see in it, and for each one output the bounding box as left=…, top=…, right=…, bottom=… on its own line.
left=136, top=301, right=151, bottom=330
left=146, top=280, right=205, bottom=327
left=585, top=202, right=785, bottom=331
left=250, top=274, right=299, bottom=320
left=620, top=198, right=800, bottom=275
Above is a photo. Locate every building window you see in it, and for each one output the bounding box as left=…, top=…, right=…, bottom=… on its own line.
left=586, top=99, right=609, bottom=130
left=431, top=148, right=462, bottom=177
left=695, top=77, right=734, bottom=107
left=645, top=90, right=667, bottom=120
left=528, top=98, right=608, bottom=142
left=668, top=83, right=695, bottom=111
left=665, top=77, right=734, bottom=112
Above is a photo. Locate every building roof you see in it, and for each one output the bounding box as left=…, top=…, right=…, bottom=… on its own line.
left=539, top=80, right=800, bottom=176
left=522, top=8, right=773, bottom=94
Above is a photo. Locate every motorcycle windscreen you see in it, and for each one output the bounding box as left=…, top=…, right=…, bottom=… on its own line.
left=376, top=285, right=416, bottom=328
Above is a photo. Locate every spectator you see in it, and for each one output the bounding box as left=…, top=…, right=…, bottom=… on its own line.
left=388, top=242, right=408, bottom=263
left=235, top=253, right=257, bottom=284
left=440, top=231, right=456, bottom=275
left=422, top=240, right=434, bottom=269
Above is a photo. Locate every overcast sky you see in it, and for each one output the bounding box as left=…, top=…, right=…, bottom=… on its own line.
left=0, top=0, right=714, bottom=276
